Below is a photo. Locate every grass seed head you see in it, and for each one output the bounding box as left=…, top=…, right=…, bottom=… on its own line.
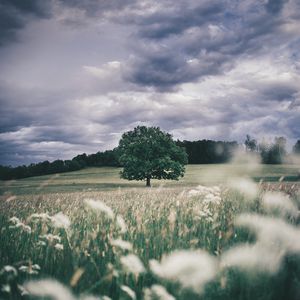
left=120, top=254, right=145, bottom=274
left=144, top=285, right=176, bottom=300
left=150, top=250, right=217, bottom=293
left=84, top=199, right=115, bottom=219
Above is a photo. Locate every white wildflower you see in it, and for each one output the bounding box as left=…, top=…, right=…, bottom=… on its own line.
left=120, top=254, right=145, bottom=274
left=262, top=191, right=298, bottom=218
left=55, top=243, right=64, bottom=251
left=221, top=243, right=284, bottom=274
left=0, top=266, right=17, bottom=279
left=18, top=284, right=29, bottom=296
left=1, top=284, right=11, bottom=293
left=80, top=296, right=100, bottom=300
left=9, top=217, right=31, bottom=233
left=51, top=212, right=71, bottom=229
left=196, top=206, right=212, bottom=219
left=84, top=199, right=114, bottom=219
left=9, top=216, right=21, bottom=224
left=168, top=210, right=177, bottom=229
left=37, top=240, right=47, bottom=247
left=22, top=224, right=32, bottom=234
left=29, top=213, right=52, bottom=222
left=188, top=189, right=201, bottom=197
left=32, top=264, right=41, bottom=271
left=196, top=185, right=220, bottom=196
left=40, top=233, right=61, bottom=243
left=24, top=279, right=75, bottom=300
left=116, top=215, right=127, bottom=233
left=188, top=185, right=221, bottom=205
left=236, top=214, right=300, bottom=253
left=111, top=239, right=133, bottom=251
left=6, top=195, right=16, bottom=202
left=225, top=213, right=300, bottom=274
left=150, top=250, right=217, bottom=293
left=120, top=285, right=136, bottom=300
left=19, top=266, right=29, bottom=272
left=144, top=285, right=175, bottom=300
left=227, top=178, right=258, bottom=199
left=203, top=193, right=221, bottom=205
left=19, top=265, right=40, bottom=275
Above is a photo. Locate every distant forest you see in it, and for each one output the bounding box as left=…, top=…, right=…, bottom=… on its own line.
left=1, top=137, right=299, bottom=180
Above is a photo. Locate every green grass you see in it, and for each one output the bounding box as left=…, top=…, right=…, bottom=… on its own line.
left=1, top=164, right=299, bottom=196
left=0, top=164, right=299, bottom=300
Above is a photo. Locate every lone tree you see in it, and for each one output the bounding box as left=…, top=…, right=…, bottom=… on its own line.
left=244, top=134, right=257, bottom=152
left=118, top=126, right=188, bottom=187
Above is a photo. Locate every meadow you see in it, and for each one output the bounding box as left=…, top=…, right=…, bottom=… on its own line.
left=0, top=163, right=299, bottom=300
left=0, top=164, right=299, bottom=196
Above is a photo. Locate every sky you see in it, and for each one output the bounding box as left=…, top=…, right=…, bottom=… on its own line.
left=0, top=0, right=299, bottom=166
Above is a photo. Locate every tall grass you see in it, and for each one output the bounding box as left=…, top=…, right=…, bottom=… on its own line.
left=0, top=180, right=299, bottom=299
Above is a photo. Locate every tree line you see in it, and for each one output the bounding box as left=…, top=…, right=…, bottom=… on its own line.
left=245, top=135, right=300, bottom=164
left=0, top=150, right=119, bottom=180
left=0, top=136, right=299, bottom=180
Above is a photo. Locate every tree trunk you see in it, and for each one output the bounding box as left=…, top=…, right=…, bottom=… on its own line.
left=146, top=177, right=151, bottom=187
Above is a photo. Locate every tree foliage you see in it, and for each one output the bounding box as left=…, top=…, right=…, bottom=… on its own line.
left=176, top=140, right=238, bottom=164
left=0, top=150, right=119, bottom=180
left=244, top=135, right=258, bottom=152
left=259, top=137, right=287, bottom=164
left=117, top=126, right=188, bottom=186
left=293, top=140, right=300, bottom=155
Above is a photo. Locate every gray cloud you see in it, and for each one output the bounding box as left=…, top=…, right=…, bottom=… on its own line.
left=120, top=0, right=298, bottom=89
left=265, top=0, right=289, bottom=14
left=134, top=1, right=224, bottom=40
left=0, top=0, right=52, bottom=45
left=0, top=0, right=299, bottom=166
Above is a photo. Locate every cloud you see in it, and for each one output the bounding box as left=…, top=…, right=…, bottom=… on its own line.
left=265, top=0, right=288, bottom=14
left=0, top=0, right=52, bottom=45
left=132, top=1, right=224, bottom=40
left=0, top=0, right=299, bottom=166
left=119, top=0, right=299, bottom=90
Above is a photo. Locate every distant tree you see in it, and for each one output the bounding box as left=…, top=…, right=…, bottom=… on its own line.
left=258, top=140, right=270, bottom=164
left=72, top=153, right=88, bottom=168
left=270, top=137, right=287, bottom=164
left=244, top=135, right=257, bottom=152
left=259, top=137, right=287, bottom=164
left=49, top=160, right=65, bottom=173
left=293, top=140, right=300, bottom=155
left=176, top=140, right=237, bottom=163
left=118, top=126, right=188, bottom=187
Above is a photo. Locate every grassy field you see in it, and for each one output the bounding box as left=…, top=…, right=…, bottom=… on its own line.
left=0, top=163, right=300, bottom=300
left=0, top=164, right=299, bottom=196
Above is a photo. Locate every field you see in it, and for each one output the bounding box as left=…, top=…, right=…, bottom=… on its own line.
left=0, top=163, right=300, bottom=300
left=1, top=164, right=299, bottom=196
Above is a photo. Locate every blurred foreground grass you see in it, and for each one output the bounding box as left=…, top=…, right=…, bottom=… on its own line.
left=0, top=163, right=300, bottom=300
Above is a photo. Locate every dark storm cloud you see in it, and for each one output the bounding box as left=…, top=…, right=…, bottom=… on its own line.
left=122, top=0, right=296, bottom=90
left=125, top=46, right=227, bottom=90
left=134, top=1, right=224, bottom=39
left=58, top=0, right=136, bottom=17
left=0, top=0, right=299, bottom=166
left=265, top=0, right=288, bottom=14
left=0, top=0, right=51, bottom=45
left=261, top=85, right=298, bottom=102
left=0, top=0, right=136, bottom=46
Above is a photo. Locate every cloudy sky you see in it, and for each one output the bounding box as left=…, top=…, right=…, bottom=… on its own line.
left=0, top=0, right=299, bottom=166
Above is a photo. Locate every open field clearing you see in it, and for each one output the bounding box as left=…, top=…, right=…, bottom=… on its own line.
left=0, top=164, right=299, bottom=196
left=0, top=164, right=300, bottom=299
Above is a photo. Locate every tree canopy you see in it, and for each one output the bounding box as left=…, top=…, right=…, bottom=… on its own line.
left=117, top=126, right=188, bottom=186
left=244, top=135, right=258, bottom=152
left=293, top=140, right=300, bottom=155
